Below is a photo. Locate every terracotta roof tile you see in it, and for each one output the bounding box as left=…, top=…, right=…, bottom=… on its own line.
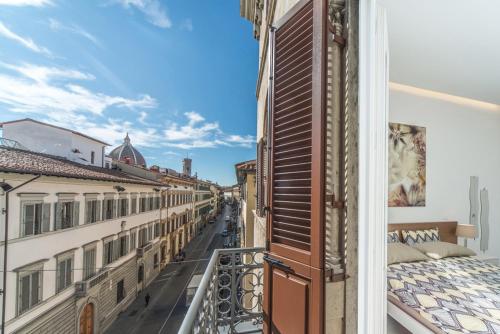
left=0, top=147, right=162, bottom=186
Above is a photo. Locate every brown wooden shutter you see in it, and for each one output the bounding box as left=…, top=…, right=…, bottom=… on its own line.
left=256, top=139, right=265, bottom=216
left=263, top=0, right=327, bottom=333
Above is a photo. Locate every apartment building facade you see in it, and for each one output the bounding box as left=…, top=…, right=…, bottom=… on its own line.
left=0, top=147, right=166, bottom=334
left=161, top=174, right=195, bottom=262
left=235, top=160, right=258, bottom=248
left=194, top=180, right=213, bottom=232
left=240, top=0, right=360, bottom=332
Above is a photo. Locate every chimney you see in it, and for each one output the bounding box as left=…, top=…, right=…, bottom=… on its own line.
left=183, top=158, right=192, bottom=176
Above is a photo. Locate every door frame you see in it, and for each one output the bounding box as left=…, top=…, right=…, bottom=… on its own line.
left=78, top=302, right=96, bottom=334
left=358, top=1, right=388, bottom=334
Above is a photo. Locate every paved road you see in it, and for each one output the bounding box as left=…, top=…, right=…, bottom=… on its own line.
left=105, top=206, right=230, bottom=334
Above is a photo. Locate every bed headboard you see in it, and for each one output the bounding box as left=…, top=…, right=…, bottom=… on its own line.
left=388, top=221, right=458, bottom=244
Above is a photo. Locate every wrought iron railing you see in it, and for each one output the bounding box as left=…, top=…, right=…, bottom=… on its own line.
left=179, top=247, right=265, bottom=334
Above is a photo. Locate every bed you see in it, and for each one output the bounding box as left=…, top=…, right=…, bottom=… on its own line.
left=387, top=222, right=500, bottom=334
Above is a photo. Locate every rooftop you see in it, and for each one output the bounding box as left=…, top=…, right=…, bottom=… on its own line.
left=0, top=146, right=162, bottom=186
left=0, top=118, right=110, bottom=146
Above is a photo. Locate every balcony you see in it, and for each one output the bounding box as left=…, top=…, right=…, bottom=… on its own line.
left=136, top=243, right=153, bottom=257
left=75, top=269, right=109, bottom=297
left=179, top=247, right=265, bottom=334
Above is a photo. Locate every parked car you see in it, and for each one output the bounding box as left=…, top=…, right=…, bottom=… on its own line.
left=222, top=229, right=228, bottom=237
left=208, top=219, right=215, bottom=224
left=225, top=216, right=230, bottom=222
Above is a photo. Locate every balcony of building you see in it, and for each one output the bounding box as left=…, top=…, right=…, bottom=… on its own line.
left=179, top=247, right=265, bottom=334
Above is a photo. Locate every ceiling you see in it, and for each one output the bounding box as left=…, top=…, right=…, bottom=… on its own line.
left=380, top=0, right=500, bottom=105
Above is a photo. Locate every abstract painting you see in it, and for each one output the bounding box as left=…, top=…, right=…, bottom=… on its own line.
left=388, top=123, right=426, bottom=207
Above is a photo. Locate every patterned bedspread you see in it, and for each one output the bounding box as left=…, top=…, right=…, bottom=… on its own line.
left=388, top=257, right=500, bottom=333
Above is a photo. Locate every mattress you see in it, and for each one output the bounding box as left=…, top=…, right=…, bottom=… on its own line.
left=388, top=257, right=500, bottom=333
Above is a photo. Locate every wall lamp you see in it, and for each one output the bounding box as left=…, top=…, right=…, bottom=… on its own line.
left=114, top=185, right=126, bottom=192
left=153, top=187, right=161, bottom=192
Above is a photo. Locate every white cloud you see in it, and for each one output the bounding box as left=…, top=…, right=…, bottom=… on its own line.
left=0, top=62, right=156, bottom=116
left=163, top=150, right=180, bottom=156
left=0, top=21, right=52, bottom=56
left=162, top=111, right=255, bottom=149
left=41, top=113, right=161, bottom=148
left=225, top=134, right=255, bottom=148
left=0, top=0, right=52, bottom=6
left=1, top=62, right=95, bottom=83
left=138, top=111, right=148, bottom=124
left=48, top=18, right=100, bottom=46
left=118, top=0, right=172, bottom=28
left=180, top=18, right=193, bottom=32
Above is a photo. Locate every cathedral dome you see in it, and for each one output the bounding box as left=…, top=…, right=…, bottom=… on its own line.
left=109, top=133, right=146, bottom=167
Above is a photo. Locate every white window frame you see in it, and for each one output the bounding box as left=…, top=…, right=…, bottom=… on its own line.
left=20, top=201, right=45, bottom=237
left=83, top=245, right=97, bottom=280
left=85, top=198, right=100, bottom=224
left=56, top=252, right=74, bottom=293
left=17, top=263, right=43, bottom=315
left=358, top=3, right=388, bottom=334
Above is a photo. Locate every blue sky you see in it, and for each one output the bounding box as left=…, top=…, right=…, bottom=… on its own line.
left=0, top=0, right=258, bottom=186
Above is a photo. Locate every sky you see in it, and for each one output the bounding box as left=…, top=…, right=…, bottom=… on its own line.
left=0, top=0, right=258, bottom=186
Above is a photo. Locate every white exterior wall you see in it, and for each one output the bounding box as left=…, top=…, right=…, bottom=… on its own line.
left=2, top=121, right=106, bottom=167
left=0, top=173, right=164, bottom=333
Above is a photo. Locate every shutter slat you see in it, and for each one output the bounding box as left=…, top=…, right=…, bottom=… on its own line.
left=275, top=3, right=313, bottom=44
left=270, top=0, right=316, bottom=252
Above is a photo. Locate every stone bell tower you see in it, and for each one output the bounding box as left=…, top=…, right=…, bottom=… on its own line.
left=183, top=157, right=192, bottom=176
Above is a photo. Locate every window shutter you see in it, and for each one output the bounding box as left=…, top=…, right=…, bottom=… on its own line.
left=22, top=204, right=33, bottom=236
left=113, top=199, right=117, bottom=218
left=256, top=140, right=263, bottom=216
left=55, top=203, right=62, bottom=230
left=73, top=202, right=80, bottom=227
left=96, top=200, right=101, bottom=222
left=269, top=0, right=318, bottom=254
left=42, top=203, right=51, bottom=232
left=264, top=1, right=328, bottom=333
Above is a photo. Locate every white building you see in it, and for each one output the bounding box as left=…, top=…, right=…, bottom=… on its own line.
left=0, top=145, right=167, bottom=333
left=1, top=119, right=109, bottom=168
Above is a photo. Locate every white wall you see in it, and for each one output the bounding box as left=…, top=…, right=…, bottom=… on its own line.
left=388, top=87, right=500, bottom=257
left=3, top=121, right=105, bottom=167
left=0, top=174, right=164, bottom=332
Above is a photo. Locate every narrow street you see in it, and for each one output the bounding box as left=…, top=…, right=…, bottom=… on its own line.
left=105, top=205, right=231, bottom=334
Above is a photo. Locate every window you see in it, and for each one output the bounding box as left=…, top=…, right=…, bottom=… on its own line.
left=168, top=194, right=172, bottom=207
left=18, top=267, right=42, bottom=315
left=130, top=230, right=137, bottom=250
left=131, top=196, right=137, bottom=214
left=153, top=253, right=159, bottom=269
left=91, top=151, right=95, bottom=164
left=55, top=201, right=79, bottom=230
left=103, top=240, right=114, bottom=265
left=117, top=279, right=125, bottom=304
left=83, top=247, right=96, bottom=280
left=154, top=196, right=160, bottom=210
left=56, top=255, right=73, bottom=293
left=21, top=202, right=50, bottom=236
left=148, top=196, right=153, bottom=211
left=147, top=225, right=153, bottom=241
left=154, top=222, right=160, bottom=238
left=85, top=200, right=100, bottom=224
left=119, top=198, right=128, bottom=217
left=103, top=198, right=115, bottom=220
left=138, top=228, right=147, bottom=247
left=139, top=196, right=147, bottom=213
left=161, top=194, right=166, bottom=208
left=119, top=235, right=128, bottom=257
